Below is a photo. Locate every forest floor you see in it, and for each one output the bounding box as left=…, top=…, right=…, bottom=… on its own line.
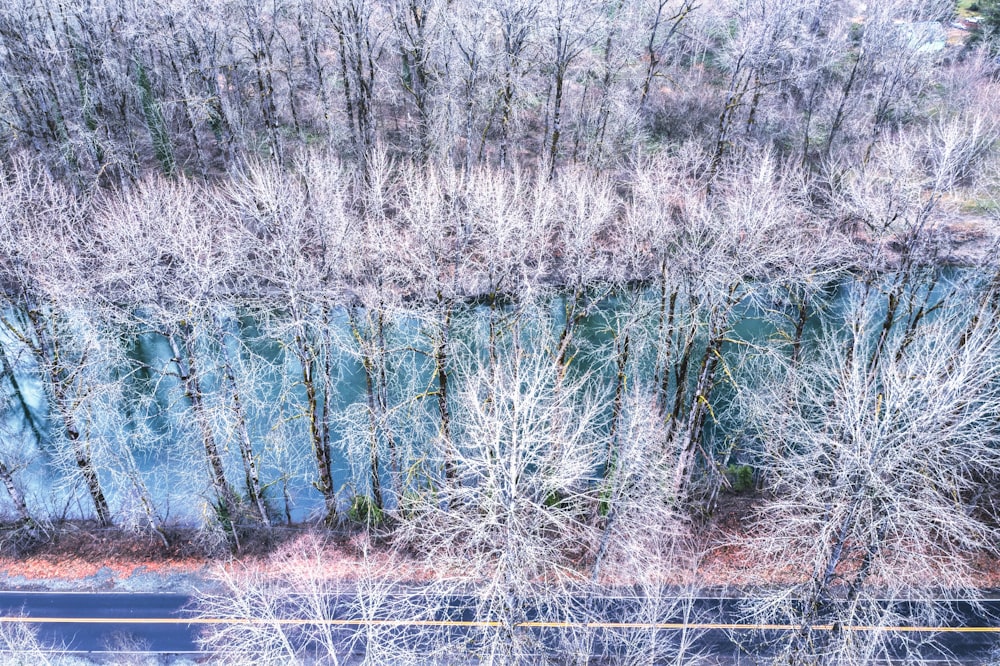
left=859, top=208, right=998, bottom=265
left=2, top=494, right=1000, bottom=594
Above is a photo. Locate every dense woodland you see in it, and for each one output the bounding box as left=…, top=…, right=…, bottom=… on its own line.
left=2, top=0, right=1000, bottom=663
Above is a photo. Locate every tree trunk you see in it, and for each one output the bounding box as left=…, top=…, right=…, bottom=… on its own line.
left=669, top=334, right=721, bottom=502
left=167, top=325, right=237, bottom=526
left=66, top=423, right=113, bottom=528
left=374, top=305, right=399, bottom=498
left=0, top=344, right=44, bottom=446
left=350, top=307, right=384, bottom=512
left=0, top=459, right=31, bottom=525
left=607, top=329, right=630, bottom=476
left=547, top=64, right=566, bottom=178
left=297, top=331, right=338, bottom=525
left=434, top=301, right=455, bottom=485
left=218, top=322, right=270, bottom=526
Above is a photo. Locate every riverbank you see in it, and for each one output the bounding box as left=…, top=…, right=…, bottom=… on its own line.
left=4, top=504, right=1000, bottom=595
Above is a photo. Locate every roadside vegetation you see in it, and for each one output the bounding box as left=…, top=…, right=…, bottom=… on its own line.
left=1, top=0, right=1000, bottom=663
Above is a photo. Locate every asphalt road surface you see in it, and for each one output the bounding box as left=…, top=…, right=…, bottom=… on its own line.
left=1, top=591, right=998, bottom=663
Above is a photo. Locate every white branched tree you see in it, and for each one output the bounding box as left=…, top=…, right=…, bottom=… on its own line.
left=737, top=297, right=1000, bottom=664
left=394, top=342, right=604, bottom=663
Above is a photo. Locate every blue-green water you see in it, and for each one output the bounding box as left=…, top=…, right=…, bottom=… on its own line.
left=0, top=269, right=972, bottom=527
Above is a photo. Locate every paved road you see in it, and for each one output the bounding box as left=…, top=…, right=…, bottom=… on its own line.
left=0, top=591, right=202, bottom=658
left=1, top=591, right=998, bottom=662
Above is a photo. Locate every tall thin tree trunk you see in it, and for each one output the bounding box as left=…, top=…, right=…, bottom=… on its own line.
left=547, top=64, right=566, bottom=178
left=374, top=305, right=399, bottom=497
left=297, top=331, right=338, bottom=525
left=167, top=325, right=237, bottom=527
left=350, top=307, right=384, bottom=512
left=434, top=300, right=455, bottom=485
left=670, top=334, right=721, bottom=502
left=0, top=459, right=31, bottom=525
left=0, top=344, right=44, bottom=446
left=607, top=329, right=630, bottom=475
left=218, top=322, right=270, bottom=526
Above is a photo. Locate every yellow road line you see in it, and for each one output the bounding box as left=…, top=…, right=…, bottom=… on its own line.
left=2, top=616, right=999, bottom=633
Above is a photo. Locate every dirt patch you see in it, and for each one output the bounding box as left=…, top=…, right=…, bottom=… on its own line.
left=0, top=524, right=217, bottom=591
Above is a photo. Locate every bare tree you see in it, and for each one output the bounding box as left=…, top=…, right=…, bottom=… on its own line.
left=0, top=616, right=62, bottom=665
left=491, top=0, right=540, bottom=167
left=92, top=174, right=272, bottom=540
left=545, top=167, right=615, bottom=381
left=0, top=162, right=116, bottom=526
left=195, top=536, right=461, bottom=663
left=387, top=0, right=449, bottom=160
left=392, top=340, right=605, bottom=662
left=223, top=153, right=358, bottom=525
left=539, top=0, right=601, bottom=175
left=636, top=0, right=700, bottom=113
left=624, top=147, right=839, bottom=507
left=462, top=165, right=546, bottom=366
left=324, top=0, right=384, bottom=167
left=736, top=295, right=1000, bottom=664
